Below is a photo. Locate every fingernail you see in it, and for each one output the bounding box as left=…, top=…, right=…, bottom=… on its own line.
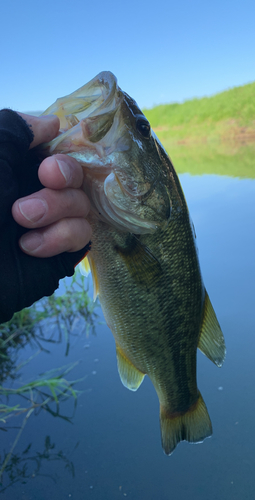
left=19, top=199, right=47, bottom=222
left=56, top=159, right=71, bottom=183
left=20, top=232, right=43, bottom=252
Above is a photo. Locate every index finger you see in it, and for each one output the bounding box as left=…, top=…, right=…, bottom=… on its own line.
left=18, top=113, right=60, bottom=148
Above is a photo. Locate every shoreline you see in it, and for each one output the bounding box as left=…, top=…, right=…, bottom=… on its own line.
left=153, top=121, right=255, bottom=146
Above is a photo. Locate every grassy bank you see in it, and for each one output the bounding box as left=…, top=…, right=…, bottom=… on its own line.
left=143, top=81, right=255, bottom=177
left=143, top=81, right=255, bottom=142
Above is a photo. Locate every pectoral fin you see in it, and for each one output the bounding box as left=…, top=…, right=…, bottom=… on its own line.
left=79, top=255, right=99, bottom=301
left=79, top=256, right=91, bottom=277
left=198, top=290, right=226, bottom=367
left=116, top=344, right=145, bottom=391
left=115, top=235, right=162, bottom=286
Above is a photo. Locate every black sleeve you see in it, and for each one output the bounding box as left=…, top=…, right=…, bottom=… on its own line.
left=0, top=109, right=90, bottom=324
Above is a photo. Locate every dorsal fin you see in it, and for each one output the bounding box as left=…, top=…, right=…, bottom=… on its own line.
left=198, top=290, right=226, bottom=367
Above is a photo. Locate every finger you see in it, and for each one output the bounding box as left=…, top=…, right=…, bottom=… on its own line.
left=18, top=113, right=60, bottom=148
left=38, top=154, right=84, bottom=189
left=12, top=188, right=90, bottom=229
left=19, top=218, right=92, bottom=257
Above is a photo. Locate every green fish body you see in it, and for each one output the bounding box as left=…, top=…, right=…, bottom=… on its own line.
left=42, top=72, right=226, bottom=455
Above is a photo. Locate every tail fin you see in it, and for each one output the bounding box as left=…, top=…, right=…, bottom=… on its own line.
left=160, top=392, right=212, bottom=455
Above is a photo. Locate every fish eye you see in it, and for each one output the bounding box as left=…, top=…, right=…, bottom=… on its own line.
left=136, top=116, right=151, bottom=138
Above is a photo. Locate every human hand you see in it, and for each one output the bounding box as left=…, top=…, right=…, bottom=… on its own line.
left=12, top=113, right=92, bottom=257
left=0, top=109, right=91, bottom=323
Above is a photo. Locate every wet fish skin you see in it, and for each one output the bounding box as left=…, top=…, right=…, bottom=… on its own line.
left=42, top=72, right=226, bottom=455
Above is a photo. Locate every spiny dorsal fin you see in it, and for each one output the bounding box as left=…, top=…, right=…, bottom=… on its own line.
left=160, top=391, right=212, bottom=455
left=116, top=344, right=145, bottom=391
left=198, top=290, right=226, bottom=367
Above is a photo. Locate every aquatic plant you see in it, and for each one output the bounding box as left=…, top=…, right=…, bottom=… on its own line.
left=0, top=435, right=78, bottom=492
left=0, top=272, right=98, bottom=480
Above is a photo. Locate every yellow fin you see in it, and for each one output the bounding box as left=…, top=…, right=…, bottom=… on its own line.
left=79, top=255, right=98, bottom=300
left=89, top=256, right=99, bottom=301
left=160, top=392, right=212, bottom=455
left=116, top=344, right=145, bottom=391
left=198, top=290, right=226, bottom=367
left=79, top=256, right=91, bottom=277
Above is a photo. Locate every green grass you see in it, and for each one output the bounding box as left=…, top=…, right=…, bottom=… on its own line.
left=142, top=81, right=255, bottom=178
left=143, top=81, right=255, bottom=128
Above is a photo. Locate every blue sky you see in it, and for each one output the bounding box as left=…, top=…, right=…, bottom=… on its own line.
left=1, top=0, right=255, bottom=111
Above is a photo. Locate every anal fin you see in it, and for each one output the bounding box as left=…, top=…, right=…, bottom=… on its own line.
left=198, top=290, right=226, bottom=367
left=116, top=344, right=145, bottom=391
left=160, top=391, right=212, bottom=455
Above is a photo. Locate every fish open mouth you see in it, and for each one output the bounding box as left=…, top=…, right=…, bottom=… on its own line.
left=40, top=71, right=171, bottom=234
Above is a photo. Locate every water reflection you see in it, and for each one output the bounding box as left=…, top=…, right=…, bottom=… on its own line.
left=0, top=276, right=98, bottom=488
left=0, top=274, right=98, bottom=381
left=0, top=435, right=78, bottom=493
left=160, top=140, right=255, bottom=178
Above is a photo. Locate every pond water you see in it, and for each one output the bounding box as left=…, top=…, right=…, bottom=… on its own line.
left=0, top=167, right=255, bottom=499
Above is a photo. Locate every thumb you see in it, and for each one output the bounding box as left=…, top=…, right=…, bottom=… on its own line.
left=18, top=113, right=60, bottom=149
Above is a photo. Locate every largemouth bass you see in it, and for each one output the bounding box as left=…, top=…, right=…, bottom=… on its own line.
left=42, top=72, right=226, bottom=455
